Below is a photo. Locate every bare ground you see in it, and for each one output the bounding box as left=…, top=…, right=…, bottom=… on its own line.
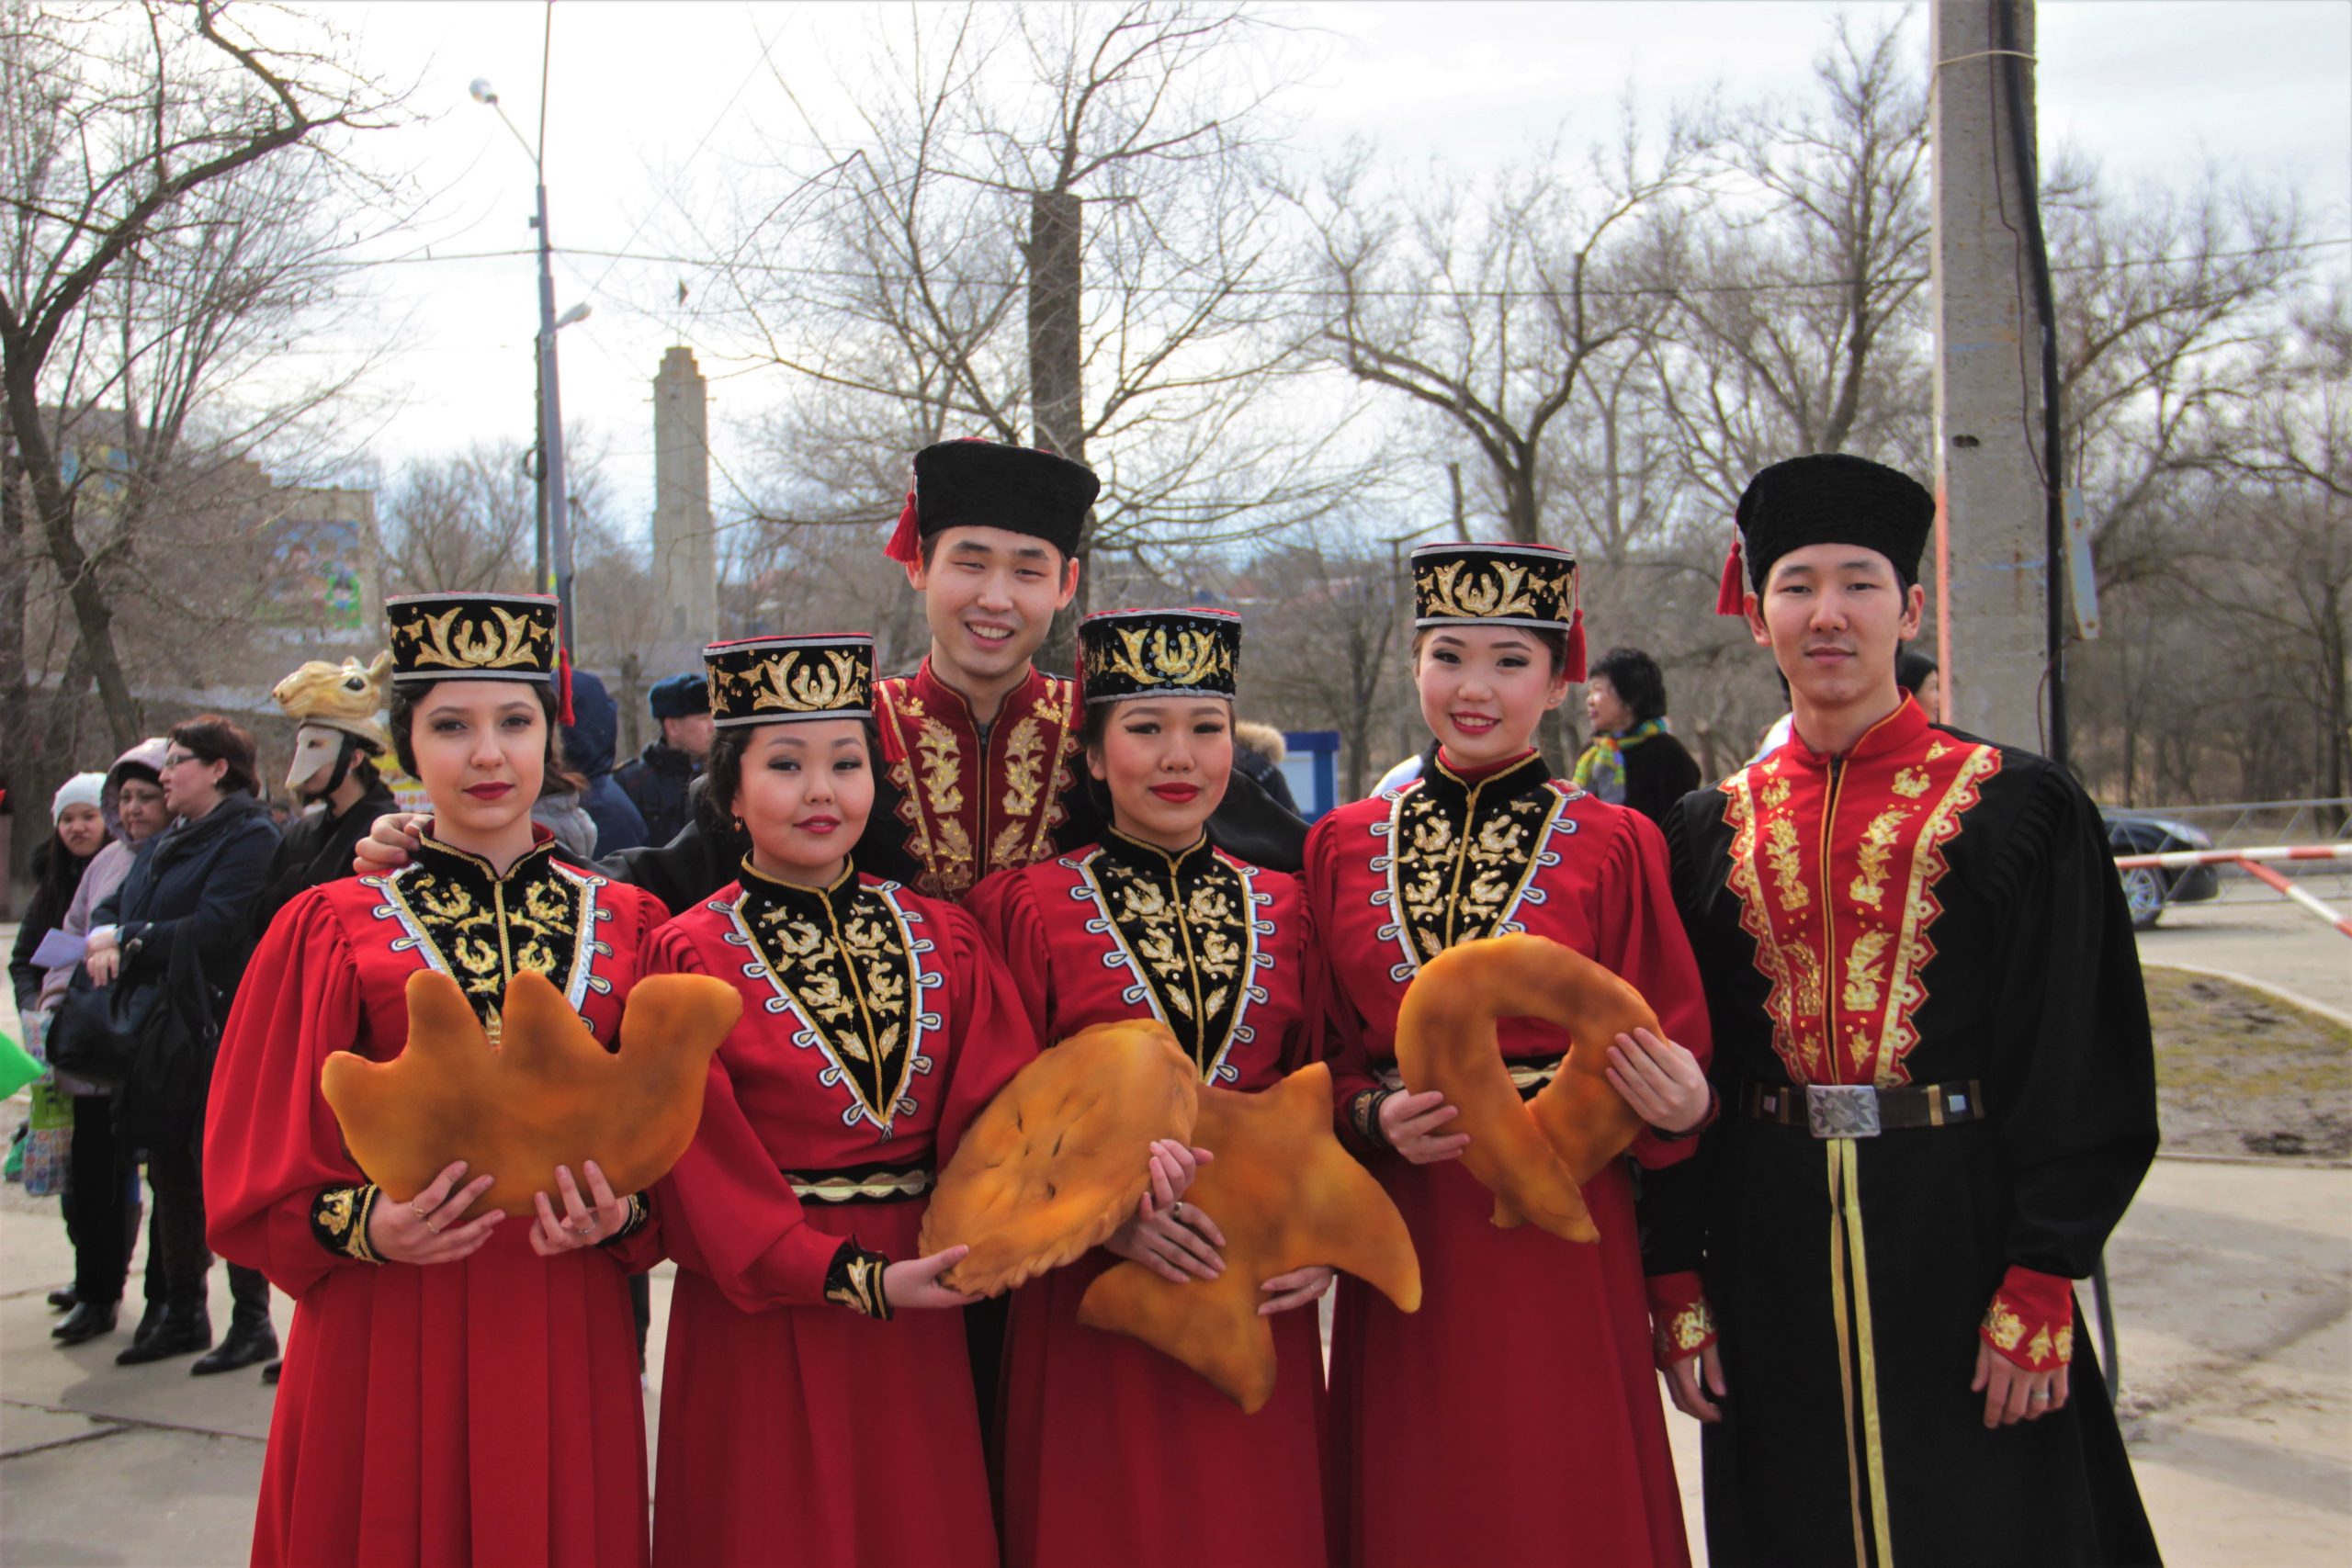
left=2144, top=965, right=2352, bottom=1161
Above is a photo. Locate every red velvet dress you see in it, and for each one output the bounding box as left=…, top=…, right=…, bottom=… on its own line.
left=643, top=862, right=1036, bottom=1568
left=970, top=830, right=1329, bottom=1568
left=206, top=831, right=666, bottom=1568
left=1306, top=750, right=1713, bottom=1568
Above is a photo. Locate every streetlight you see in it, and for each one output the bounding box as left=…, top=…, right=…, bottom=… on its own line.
left=472, top=76, right=584, bottom=657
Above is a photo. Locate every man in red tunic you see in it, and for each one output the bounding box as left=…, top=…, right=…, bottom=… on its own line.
left=859, top=438, right=1303, bottom=896
left=1650, top=453, right=2161, bottom=1566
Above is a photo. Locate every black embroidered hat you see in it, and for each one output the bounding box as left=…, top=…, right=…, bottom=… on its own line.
left=1078, top=608, right=1241, bottom=706
left=1717, top=453, right=1935, bottom=615
left=883, top=439, right=1100, bottom=565
left=1409, top=542, right=1586, bottom=681
left=704, top=635, right=876, bottom=728
left=387, top=592, right=562, bottom=690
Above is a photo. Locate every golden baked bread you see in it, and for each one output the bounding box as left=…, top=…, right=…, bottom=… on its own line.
left=919, top=1019, right=1199, bottom=1298
left=1393, top=933, right=1653, bottom=1243
left=1077, top=1062, right=1422, bottom=1413
left=322, top=967, right=738, bottom=1219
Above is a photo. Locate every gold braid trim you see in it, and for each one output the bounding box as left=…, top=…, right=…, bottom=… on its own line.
left=310, top=1184, right=384, bottom=1265
left=823, top=1241, right=894, bottom=1321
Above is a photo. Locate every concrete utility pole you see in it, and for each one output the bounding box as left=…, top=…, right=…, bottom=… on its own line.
left=1930, top=0, right=2051, bottom=750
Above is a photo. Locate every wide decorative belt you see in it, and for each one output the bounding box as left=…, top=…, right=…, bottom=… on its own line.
left=780, top=1158, right=935, bottom=1204
left=1737, top=1079, right=1985, bottom=1138
left=1377, top=1053, right=1565, bottom=1103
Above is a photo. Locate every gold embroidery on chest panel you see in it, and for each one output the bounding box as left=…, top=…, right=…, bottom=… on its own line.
left=1391, top=784, right=1560, bottom=964
left=1717, top=744, right=2003, bottom=1087
left=727, top=883, right=939, bottom=1134
left=368, top=851, right=605, bottom=1028
left=1076, top=848, right=1272, bottom=1085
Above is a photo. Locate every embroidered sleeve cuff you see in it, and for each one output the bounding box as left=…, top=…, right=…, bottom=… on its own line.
left=1646, top=1269, right=1718, bottom=1368
left=822, top=1240, right=893, bottom=1321
left=310, top=1184, right=383, bottom=1265
left=1979, top=1265, right=2075, bottom=1371
left=1347, top=1087, right=1398, bottom=1149
left=596, top=1191, right=650, bottom=1247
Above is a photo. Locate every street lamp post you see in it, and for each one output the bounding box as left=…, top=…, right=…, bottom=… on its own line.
left=472, top=77, right=586, bottom=657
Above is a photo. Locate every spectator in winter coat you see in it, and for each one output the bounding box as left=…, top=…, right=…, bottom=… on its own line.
left=83, top=716, right=280, bottom=1371
left=1572, top=646, right=1702, bottom=827
left=1230, top=720, right=1304, bottom=818
left=10, top=773, right=107, bottom=1017
left=560, top=668, right=649, bottom=856
left=39, top=741, right=171, bottom=1348
left=614, top=671, right=711, bottom=848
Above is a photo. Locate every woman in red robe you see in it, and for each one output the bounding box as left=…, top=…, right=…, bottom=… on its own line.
left=641, top=634, right=1035, bottom=1568
left=1308, top=546, right=1716, bottom=1568
left=971, top=608, right=1335, bottom=1568
left=207, top=592, right=667, bottom=1568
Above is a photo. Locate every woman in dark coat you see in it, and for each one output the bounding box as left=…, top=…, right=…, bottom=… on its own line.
left=84, top=715, right=281, bottom=1367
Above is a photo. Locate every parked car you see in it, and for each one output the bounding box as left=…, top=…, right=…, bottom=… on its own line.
left=2101, top=809, right=2221, bottom=929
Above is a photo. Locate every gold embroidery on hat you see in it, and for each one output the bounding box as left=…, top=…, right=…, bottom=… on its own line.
left=721, top=648, right=866, bottom=715
left=394, top=604, right=553, bottom=672
left=1097, top=625, right=1234, bottom=689
left=1415, top=558, right=1568, bottom=621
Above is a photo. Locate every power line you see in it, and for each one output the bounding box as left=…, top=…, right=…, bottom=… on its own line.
left=331, top=233, right=2350, bottom=303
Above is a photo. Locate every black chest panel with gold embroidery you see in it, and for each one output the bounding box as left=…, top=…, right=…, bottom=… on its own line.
left=371, top=837, right=604, bottom=1025
left=1081, top=832, right=1265, bottom=1082
left=1387, top=755, right=1564, bottom=965
left=729, top=864, right=933, bottom=1134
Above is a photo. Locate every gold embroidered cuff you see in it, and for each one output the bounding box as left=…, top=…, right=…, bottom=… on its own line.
left=1980, top=1266, right=2075, bottom=1371
left=310, top=1184, right=383, bottom=1265
left=596, top=1192, right=650, bottom=1247
left=1645, top=1270, right=1717, bottom=1368
left=823, top=1240, right=893, bottom=1321
left=1347, top=1087, right=1398, bottom=1148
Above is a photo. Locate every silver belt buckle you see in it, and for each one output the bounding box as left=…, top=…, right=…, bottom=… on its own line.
left=1806, top=1085, right=1883, bottom=1139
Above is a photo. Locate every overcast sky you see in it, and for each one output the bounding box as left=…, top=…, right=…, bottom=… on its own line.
left=310, top=1, right=2352, bottom=531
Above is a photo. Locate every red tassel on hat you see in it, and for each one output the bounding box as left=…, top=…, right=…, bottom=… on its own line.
left=883, top=483, right=922, bottom=566
left=558, top=646, right=576, bottom=726
left=1715, top=535, right=1748, bottom=617
left=1563, top=561, right=1588, bottom=682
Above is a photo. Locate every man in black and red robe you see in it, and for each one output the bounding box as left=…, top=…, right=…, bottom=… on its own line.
left=1645, top=453, right=2162, bottom=1566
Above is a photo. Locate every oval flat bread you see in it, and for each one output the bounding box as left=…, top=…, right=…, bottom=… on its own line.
left=919, top=1019, right=1199, bottom=1298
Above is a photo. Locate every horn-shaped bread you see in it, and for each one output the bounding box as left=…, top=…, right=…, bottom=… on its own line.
left=322, top=968, right=739, bottom=1220
left=1077, top=1062, right=1422, bottom=1413
left=920, top=1020, right=1198, bottom=1298
left=1393, top=933, right=1654, bottom=1243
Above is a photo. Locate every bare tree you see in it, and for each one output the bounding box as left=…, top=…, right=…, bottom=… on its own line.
left=1, top=1, right=398, bottom=739
left=697, top=1, right=1370, bottom=665
left=2, top=2, right=401, bottom=898
left=1243, top=535, right=1409, bottom=798
left=1656, top=15, right=1931, bottom=508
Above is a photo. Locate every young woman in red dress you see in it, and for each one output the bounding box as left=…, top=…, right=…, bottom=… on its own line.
left=1308, top=545, right=1717, bottom=1568
left=207, top=592, right=666, bottom=1567
left=971, top=608, right=1336, bottom=1568
left=640, top=635, right=1036, bottom=1568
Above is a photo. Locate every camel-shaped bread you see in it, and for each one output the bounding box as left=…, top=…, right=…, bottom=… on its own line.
left=322, top=967, right=738, bottom=1220
left=1077, top=1062, right=1422, bottom=1412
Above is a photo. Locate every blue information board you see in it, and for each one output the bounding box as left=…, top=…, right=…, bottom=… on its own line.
left=1279, top=730, right=1342, bottom=821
